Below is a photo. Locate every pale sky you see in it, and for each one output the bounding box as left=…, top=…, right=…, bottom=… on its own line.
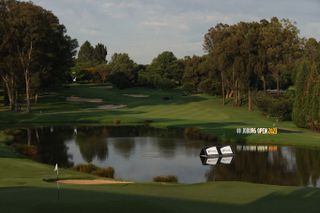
left=24, top=0, right=320, bottom=64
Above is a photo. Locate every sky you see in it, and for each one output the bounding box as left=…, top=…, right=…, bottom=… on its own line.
left=24, top=0, right=320, bottom=64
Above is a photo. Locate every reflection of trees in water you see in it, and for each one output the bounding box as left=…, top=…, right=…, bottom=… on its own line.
left=155, top=138, right=177, bottom=158
left=206, top=150, right=300, bottom=186
left=295, top=148, right=320, bottom=187
left=31, top=128, right=74, bottom=167
left=112, top=138, right=135, bottom=159
left=75, top=127, right=109, bottom=163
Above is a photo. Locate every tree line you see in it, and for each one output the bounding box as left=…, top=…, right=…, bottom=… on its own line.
left=0, top=0, right=319, bottom=131
left=74, top=18, right=319, bottom=131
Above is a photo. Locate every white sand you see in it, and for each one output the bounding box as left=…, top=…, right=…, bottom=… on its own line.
left=66, top=96, right=103, bottom=103
left=57, top=179, right=133, bottom=185
left=97, top=104, right=127, bottom=110
left=123, top=94, right=149, bottom=98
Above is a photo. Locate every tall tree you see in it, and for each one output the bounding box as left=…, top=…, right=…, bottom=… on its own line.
left=0, top=0, right=78, bottom=112
left=77, top=41, right=96, bottom=66
left=293, top=38, right=320, bottom=131
left=94, top=43, right=108, bottom=64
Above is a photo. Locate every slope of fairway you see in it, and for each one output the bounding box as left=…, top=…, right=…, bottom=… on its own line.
left=0, top=84, right=320, bottom=147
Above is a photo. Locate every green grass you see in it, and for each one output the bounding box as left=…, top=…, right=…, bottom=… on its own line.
left=0, top=84, right=320, bottom=212
left=0, top=156, right=320, bottom=213
left=1, top=83, right=319, bottom=147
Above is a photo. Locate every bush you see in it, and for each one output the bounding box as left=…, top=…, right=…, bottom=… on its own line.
left=182, top=82, right=197, bottom=94
left=113, top=119, right=121, bottom=126
left=196, top=79, right=221, bottom=95
left=138, top=73, right=176, bottom=89
left=73, top=164, right=98, bottom=173
left=73, top=164, right=115, bottom=178
left=109, top=72, right=132, bottom=89
left=13, top=144, right=38, bottom=157
left=92, top=167, right=115, bottom=178
left=255, top=92, right=293, bottom=121
left=153, top=175, right=178, bottom=183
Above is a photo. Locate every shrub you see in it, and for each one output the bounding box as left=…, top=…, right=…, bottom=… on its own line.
left=197, top=79, right=221, bottom=95
left=109, top=72, right=132, bottom=89
left=254, top=92, right=293, bottom=121
left=13, top=144, right=38, bottom=157
left=153, top=175, right=178, bottom=183
left=153, top=77, right=176, bottom=89
left=92, top=167, right=115, bottom=178
left=182, top=82, right=196, bottom=94
left=113, top=119, right=121, bottom=126
left=73, top=164, right=98, bottom=173
left=73, top=164, right=115, bottom=178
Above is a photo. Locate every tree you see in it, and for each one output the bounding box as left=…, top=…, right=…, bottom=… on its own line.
left=72, top=41, right=108, bottom=83
left=77, top=41, right=96, bottom=65
left=139, top=51, right=183, bottom=89
left=0, top=0, right=78, bottom=112
left=293, top=38, right=320, bottom=131
left=261, top=17, right=300, bottom=96
left=94, top=43, right=108, bottom=64
left=108, top=53, right=136, bottom=88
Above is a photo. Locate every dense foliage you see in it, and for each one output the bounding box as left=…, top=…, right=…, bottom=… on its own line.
left=293, top=39, right=320, bottom=131
left=72, top=41, right=108, bottom=82
left=203, top=18, right=301, bottom=110
left=138, top=51, right=184, bottom=89
left=0, top=0, right=77, bottom=112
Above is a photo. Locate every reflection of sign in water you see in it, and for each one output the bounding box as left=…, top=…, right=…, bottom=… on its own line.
left=236, top=145, right=278, bottom=152
left=200, top=156, right=233, bottom=166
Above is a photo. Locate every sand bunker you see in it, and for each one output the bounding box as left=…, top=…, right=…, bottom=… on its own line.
left=123, top=94, right=149, bottom=98
left=66, top=96, right=103, bottom=103
left=97, top=104, right=127, bottom=110
left=57, top=179, right=132, bottom=185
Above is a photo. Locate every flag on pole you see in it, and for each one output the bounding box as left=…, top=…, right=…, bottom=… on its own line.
left=54, top=164, right=59, bottom=175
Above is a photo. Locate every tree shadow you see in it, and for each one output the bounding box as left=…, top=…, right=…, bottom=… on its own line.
left=0, top=185, right=319, bottom=213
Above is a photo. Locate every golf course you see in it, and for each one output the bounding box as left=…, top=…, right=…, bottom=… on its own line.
left=1, top=0, right=320, bottom=212
left=1, top=84, right=320, bottom=212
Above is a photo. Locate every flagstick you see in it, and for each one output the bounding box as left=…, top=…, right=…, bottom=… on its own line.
left=54, top=164, right=60, bottom=201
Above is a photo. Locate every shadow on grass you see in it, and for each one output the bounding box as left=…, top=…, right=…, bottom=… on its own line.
left=0, top=185, right=319, bottom=213
left=278, top=129, right=304, bottom=134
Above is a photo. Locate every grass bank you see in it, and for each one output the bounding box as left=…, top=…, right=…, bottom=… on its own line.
left=0, top=83, right=320, bottom=147
left=0, top=152, right=319, bottom=213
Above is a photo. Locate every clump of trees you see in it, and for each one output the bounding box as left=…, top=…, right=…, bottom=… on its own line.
left=138, top=51, right=184, bottom=89
left=108, top=53, right=138, bottom=89
left=72, top=41, right=108, bottom=83
left=0, top=0, right=78, bottom=112
left=293, top=38, right=320, bottom=131
left=182, top=55, right=220, bottom=94
left=203, top=18, right=301, bottom=110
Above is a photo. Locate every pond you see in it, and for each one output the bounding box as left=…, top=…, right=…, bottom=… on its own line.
left=10, top=126, right=320, bottom=187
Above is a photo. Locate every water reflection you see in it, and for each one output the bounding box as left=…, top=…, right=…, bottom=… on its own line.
left=11, top=126, right=320, bottom=187
left=75, top=128, right=109, bottom=162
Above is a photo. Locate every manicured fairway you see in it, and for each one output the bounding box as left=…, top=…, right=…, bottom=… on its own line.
left=0, top=84, right=319, bottom=147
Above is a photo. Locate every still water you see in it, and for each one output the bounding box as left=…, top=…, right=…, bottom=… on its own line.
left=12, top=126, right=320, bottom=187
